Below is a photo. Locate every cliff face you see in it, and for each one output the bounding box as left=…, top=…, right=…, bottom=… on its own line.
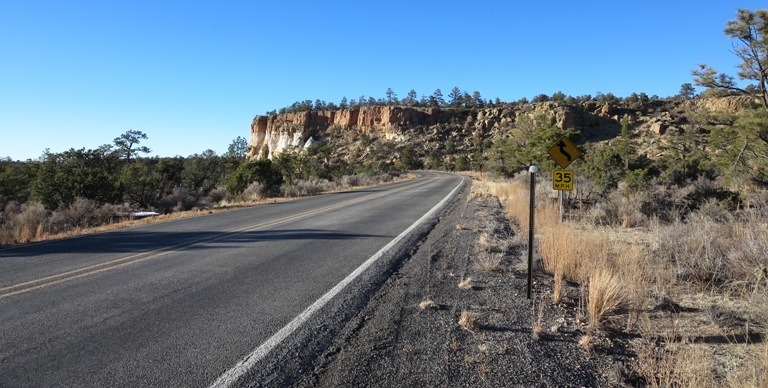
left=247, top=104, right=610, bottom=159
left=246, top=96, right=754, bottom=163
left=248, top=107, right=448, bottom=159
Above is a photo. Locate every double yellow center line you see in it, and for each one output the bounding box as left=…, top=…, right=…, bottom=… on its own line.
left=0, top=177, right=437, bottom=300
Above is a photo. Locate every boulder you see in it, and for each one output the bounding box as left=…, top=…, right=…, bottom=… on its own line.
left=650, top=121, right=668, bottom=135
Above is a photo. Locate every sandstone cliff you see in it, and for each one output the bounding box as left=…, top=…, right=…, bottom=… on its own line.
left=247, top=104, right=616, bottom=160
left=249, top=107, right=448, bottom=159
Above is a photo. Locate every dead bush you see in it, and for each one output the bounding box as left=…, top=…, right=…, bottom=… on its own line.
left=583, top=201, right=611, bottom=226
left=458, top=277, right=474, bottom=290
left=606, top=190, right=647, bottom=228
left=339, top=173, right=393, bottom=189
left=9, top=202, right=49, bottom=244
left=282, top=179, right=333, bottom=197
left=340, top=174, right=361, bottom=188
left=633, top=340, right=715, bottom=388
left=726, top=220, right=768, bottom=294
left=419, top=300, right=438, bottom=311
left=693, top=197, right=735, bottom=223
left=475, top=252, right=503, bottom=272
left=92, top=203, right=128, bottom=225
left=240, top=182, right=263, bottom=202
left=657, top=215, right=728, bottom=289
left=50, top=197, right=100, bottom=231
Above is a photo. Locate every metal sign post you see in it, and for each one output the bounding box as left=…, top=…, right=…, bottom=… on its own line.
left=552, top=169, right=574, bottom=223
left=527, top=165, right=537, bottom=300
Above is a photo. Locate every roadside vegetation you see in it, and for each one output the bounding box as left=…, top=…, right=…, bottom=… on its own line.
left=476, top=172, right=767, bottom=385
left=0, top=132, right=402, bottom=247
left=461, top=9, right=768, bottom=385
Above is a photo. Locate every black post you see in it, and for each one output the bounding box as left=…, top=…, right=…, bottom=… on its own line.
left=527, top=166, right=537, bottom=300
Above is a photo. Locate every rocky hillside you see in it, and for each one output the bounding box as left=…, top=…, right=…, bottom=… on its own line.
left=247, top=96, right=759, bottom=174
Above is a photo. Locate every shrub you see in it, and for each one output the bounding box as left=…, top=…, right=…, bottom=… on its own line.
left=726, top=220, right=768, bottom=294
left=93, top=203, right=129, bottom=225
left=633, top=341, right=715, bottom=387
left=657, top=214, right=728, bottom=288
left=156, top=187, right=198, bottom=213
left=610, top=190, right=649, bottom=228
left=240, top=182, right=263, bottom=202
left=10, top=202, right=48, bottom=243
left=205, top=187, right=231, bottom=205
left=227, top=159, right=283, bottom=197
left=49, top=198, right=97, bottom=233
left=693, top=197, right=734, bottom=223
left=340, top=174, right=361, bottom=188
left=282, top=179, right=333, bottom=197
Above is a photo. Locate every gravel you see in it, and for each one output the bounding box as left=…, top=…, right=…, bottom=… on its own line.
left=242, top=181, right=619, bottom=387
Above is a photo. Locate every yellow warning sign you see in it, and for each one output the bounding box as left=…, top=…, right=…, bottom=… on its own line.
left=548, top=136, right=582, bottom=169
left=553, top=170, right=574, bottom=191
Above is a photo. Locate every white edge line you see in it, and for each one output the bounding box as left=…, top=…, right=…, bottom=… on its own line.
left=209, top=175, right=465, bottom=388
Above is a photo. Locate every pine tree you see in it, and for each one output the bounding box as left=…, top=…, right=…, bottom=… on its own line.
left=448, top=86, right=463, bottom=107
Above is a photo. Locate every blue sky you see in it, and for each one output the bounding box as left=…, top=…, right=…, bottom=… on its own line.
left=1, top=1, right=765, bottom=161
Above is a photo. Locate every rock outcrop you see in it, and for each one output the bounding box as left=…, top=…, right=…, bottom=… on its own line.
left=247, top=104, right=615, bottom=159
left=249, top=107, right=455, bottom=159
left=692, top=95, right=759, bottom=114
left=246, top=96, right=753, bottom=161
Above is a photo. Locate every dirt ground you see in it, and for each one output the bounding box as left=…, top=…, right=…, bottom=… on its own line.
left=292, top=183, right=621, bottom=387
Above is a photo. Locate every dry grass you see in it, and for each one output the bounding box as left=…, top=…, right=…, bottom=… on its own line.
left=633, top=340, right=715, bottom=388
left=477, top=360, right=490, bottom=381
left=579, top=334, right=595, bottom=353
left=726, top=339, right=768, bottom=387
left=459, top=310, right=481, bottom=332
left=553, top=270, right=565, bottom=305
left=419, top=299, right=438, bottom=311
left=588, top=268, right=627, bottom=329
left=458, top=277, right=474, bottom=290
left=473, top=173, right=768, bottom=385
left=475, top=252, right=503, bottom=272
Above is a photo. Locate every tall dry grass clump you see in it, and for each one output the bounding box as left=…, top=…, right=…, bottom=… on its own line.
left=588, top=268, right=627, bottom=329
left=481, top=177, right=637, bottom=316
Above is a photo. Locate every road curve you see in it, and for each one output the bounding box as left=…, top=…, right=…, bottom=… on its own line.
left=0, top=172, right=464, bottom=387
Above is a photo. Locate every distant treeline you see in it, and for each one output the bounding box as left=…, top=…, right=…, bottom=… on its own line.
left=269, top=85, right=702, bottom=115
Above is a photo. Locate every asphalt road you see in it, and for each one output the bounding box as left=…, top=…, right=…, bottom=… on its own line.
left=0, top=172, right=464, bottom=387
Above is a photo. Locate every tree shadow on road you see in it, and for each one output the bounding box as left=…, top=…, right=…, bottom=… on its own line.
left=0, top=229, right=388, bottom=257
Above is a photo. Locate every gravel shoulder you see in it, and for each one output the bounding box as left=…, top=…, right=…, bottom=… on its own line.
left=294, top=181, right=618, bottom=387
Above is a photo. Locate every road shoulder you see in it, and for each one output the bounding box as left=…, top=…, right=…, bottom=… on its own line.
left=295, top=182, right=617, bottom=387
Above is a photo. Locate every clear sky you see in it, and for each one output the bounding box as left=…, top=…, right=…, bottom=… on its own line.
left=1, top=1, right=765, bottom=161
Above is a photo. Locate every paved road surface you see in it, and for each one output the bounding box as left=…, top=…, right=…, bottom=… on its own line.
left=0, top=172, right=463, bottom=387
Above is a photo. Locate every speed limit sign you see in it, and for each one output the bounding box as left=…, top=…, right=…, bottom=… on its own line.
left=553, top=170, right=573, bottom=191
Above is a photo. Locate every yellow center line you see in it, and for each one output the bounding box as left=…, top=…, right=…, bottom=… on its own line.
left=0, top=177, right=438, bottom=300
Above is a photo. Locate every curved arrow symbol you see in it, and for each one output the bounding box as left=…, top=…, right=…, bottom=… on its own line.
left=557, top=141, right=572, bottom=161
